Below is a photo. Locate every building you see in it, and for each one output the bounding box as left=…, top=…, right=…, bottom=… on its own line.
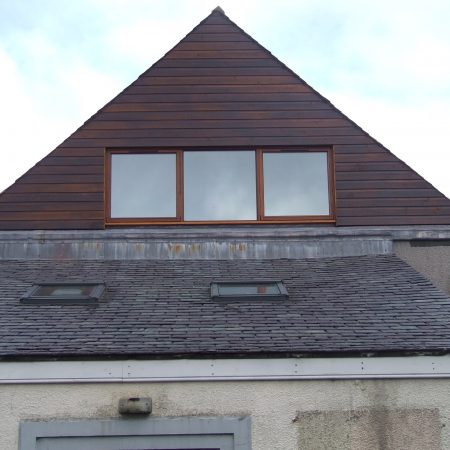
left=2, top=6, right=450, bottom=450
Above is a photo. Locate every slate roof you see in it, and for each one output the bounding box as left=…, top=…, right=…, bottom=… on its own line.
left=1, top=254, right=450, bottom=359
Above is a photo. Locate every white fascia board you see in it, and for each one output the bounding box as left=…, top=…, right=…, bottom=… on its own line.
left=1, top=356, right=450, bottom=384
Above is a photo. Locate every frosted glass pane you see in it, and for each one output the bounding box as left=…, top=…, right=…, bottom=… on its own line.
left=184, top=151, right=256, bottom=220
left=111, top=154, right=176, bottom=218
left=263, top=152, right=329, bottom=216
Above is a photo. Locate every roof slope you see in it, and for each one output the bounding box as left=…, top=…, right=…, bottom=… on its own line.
left=1, top=9, right=450, bottom=229
left=1, top=255, right=450, bottom=358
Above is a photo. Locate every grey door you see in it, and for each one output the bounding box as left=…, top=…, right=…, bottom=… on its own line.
left=36, top=436, right=230, bottom=449
left=20, top=417, right=251, bottom=450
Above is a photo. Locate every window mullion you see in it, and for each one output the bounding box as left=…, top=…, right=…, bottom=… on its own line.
left=256, top=149, right=264, bottom=221
left=176, top=150, right=184, bottom=221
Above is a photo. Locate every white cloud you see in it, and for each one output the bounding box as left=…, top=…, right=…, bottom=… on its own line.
left=330, top=91, right=450, bottom=196
left=0, top=37, right=121, bottom=192
left=0, top=48, right=61, bottom=191
left=63, top=62, right=122, bottom=119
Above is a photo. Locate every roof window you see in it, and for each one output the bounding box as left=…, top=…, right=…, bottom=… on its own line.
left=21, top=283, right=105, bottom=305
left=211, top=281, right=288, bottom=301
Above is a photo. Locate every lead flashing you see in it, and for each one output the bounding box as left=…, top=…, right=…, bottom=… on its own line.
left=0, top=226, right=449, bottom=260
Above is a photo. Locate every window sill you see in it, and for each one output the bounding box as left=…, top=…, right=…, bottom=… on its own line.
left=105, top=218, right=336, bottom=227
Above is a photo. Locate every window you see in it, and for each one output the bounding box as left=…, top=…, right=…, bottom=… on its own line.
left=211, top=281, right=288, bottom=301
left=262, top=151, right=330, bottom=216
left=21, top=283, right=105, bottom=305
left=106, top=148, right=335, bottom=224
left=110, top=152, right=177, bottom=219
left=184, top=150, right=257, bottom=221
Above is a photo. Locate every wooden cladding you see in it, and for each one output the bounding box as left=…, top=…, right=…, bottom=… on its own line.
left=105, top=148, right=335, bottom=225
left=1, top=9, right=450, bottom=230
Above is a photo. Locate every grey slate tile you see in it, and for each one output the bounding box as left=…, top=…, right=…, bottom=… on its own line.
left=0, top=255, right=449, bottom=357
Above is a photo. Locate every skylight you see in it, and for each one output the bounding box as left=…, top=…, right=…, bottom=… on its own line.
left=211, top=281, right=288, bottom=301
left=20, top=283, right=105, bottom=305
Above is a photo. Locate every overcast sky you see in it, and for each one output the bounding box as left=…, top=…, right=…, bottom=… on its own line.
left=1, top=0, right=450, bottom=196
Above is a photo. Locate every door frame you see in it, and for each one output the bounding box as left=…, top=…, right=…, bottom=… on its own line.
left=19, top=416, right=251, bottom=450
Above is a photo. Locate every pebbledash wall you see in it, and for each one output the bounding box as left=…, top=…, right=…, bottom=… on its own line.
left=395, top=241, right=450, bottom=294
left=2, top=376, right=450, bottom=450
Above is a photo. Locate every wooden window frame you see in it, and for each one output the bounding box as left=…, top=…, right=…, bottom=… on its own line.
left=105, top=147, right=336, bottom=226
left=105, top=149, right=183, bottom=224
left=257, top=147, right=336, bottom=222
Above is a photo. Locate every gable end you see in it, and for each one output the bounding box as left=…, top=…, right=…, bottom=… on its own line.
left=1, top=9, right=449, bottom=230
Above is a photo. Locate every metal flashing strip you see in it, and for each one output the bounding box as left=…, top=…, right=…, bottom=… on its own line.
left=1, top=224, right=450, bottom=241
left=0, top=236, right=392, bottom=260
left=1, top=225, right=450, bottom=260
left=2, top=356, right=450, bottom=384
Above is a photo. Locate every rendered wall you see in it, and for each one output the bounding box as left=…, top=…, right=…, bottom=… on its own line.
left=394, top=240, right=450, bottom=294
left=2, top=379, right=450, bottom=450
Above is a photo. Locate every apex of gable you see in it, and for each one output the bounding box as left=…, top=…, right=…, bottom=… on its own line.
left=212, top=6, right=225, bottom=14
